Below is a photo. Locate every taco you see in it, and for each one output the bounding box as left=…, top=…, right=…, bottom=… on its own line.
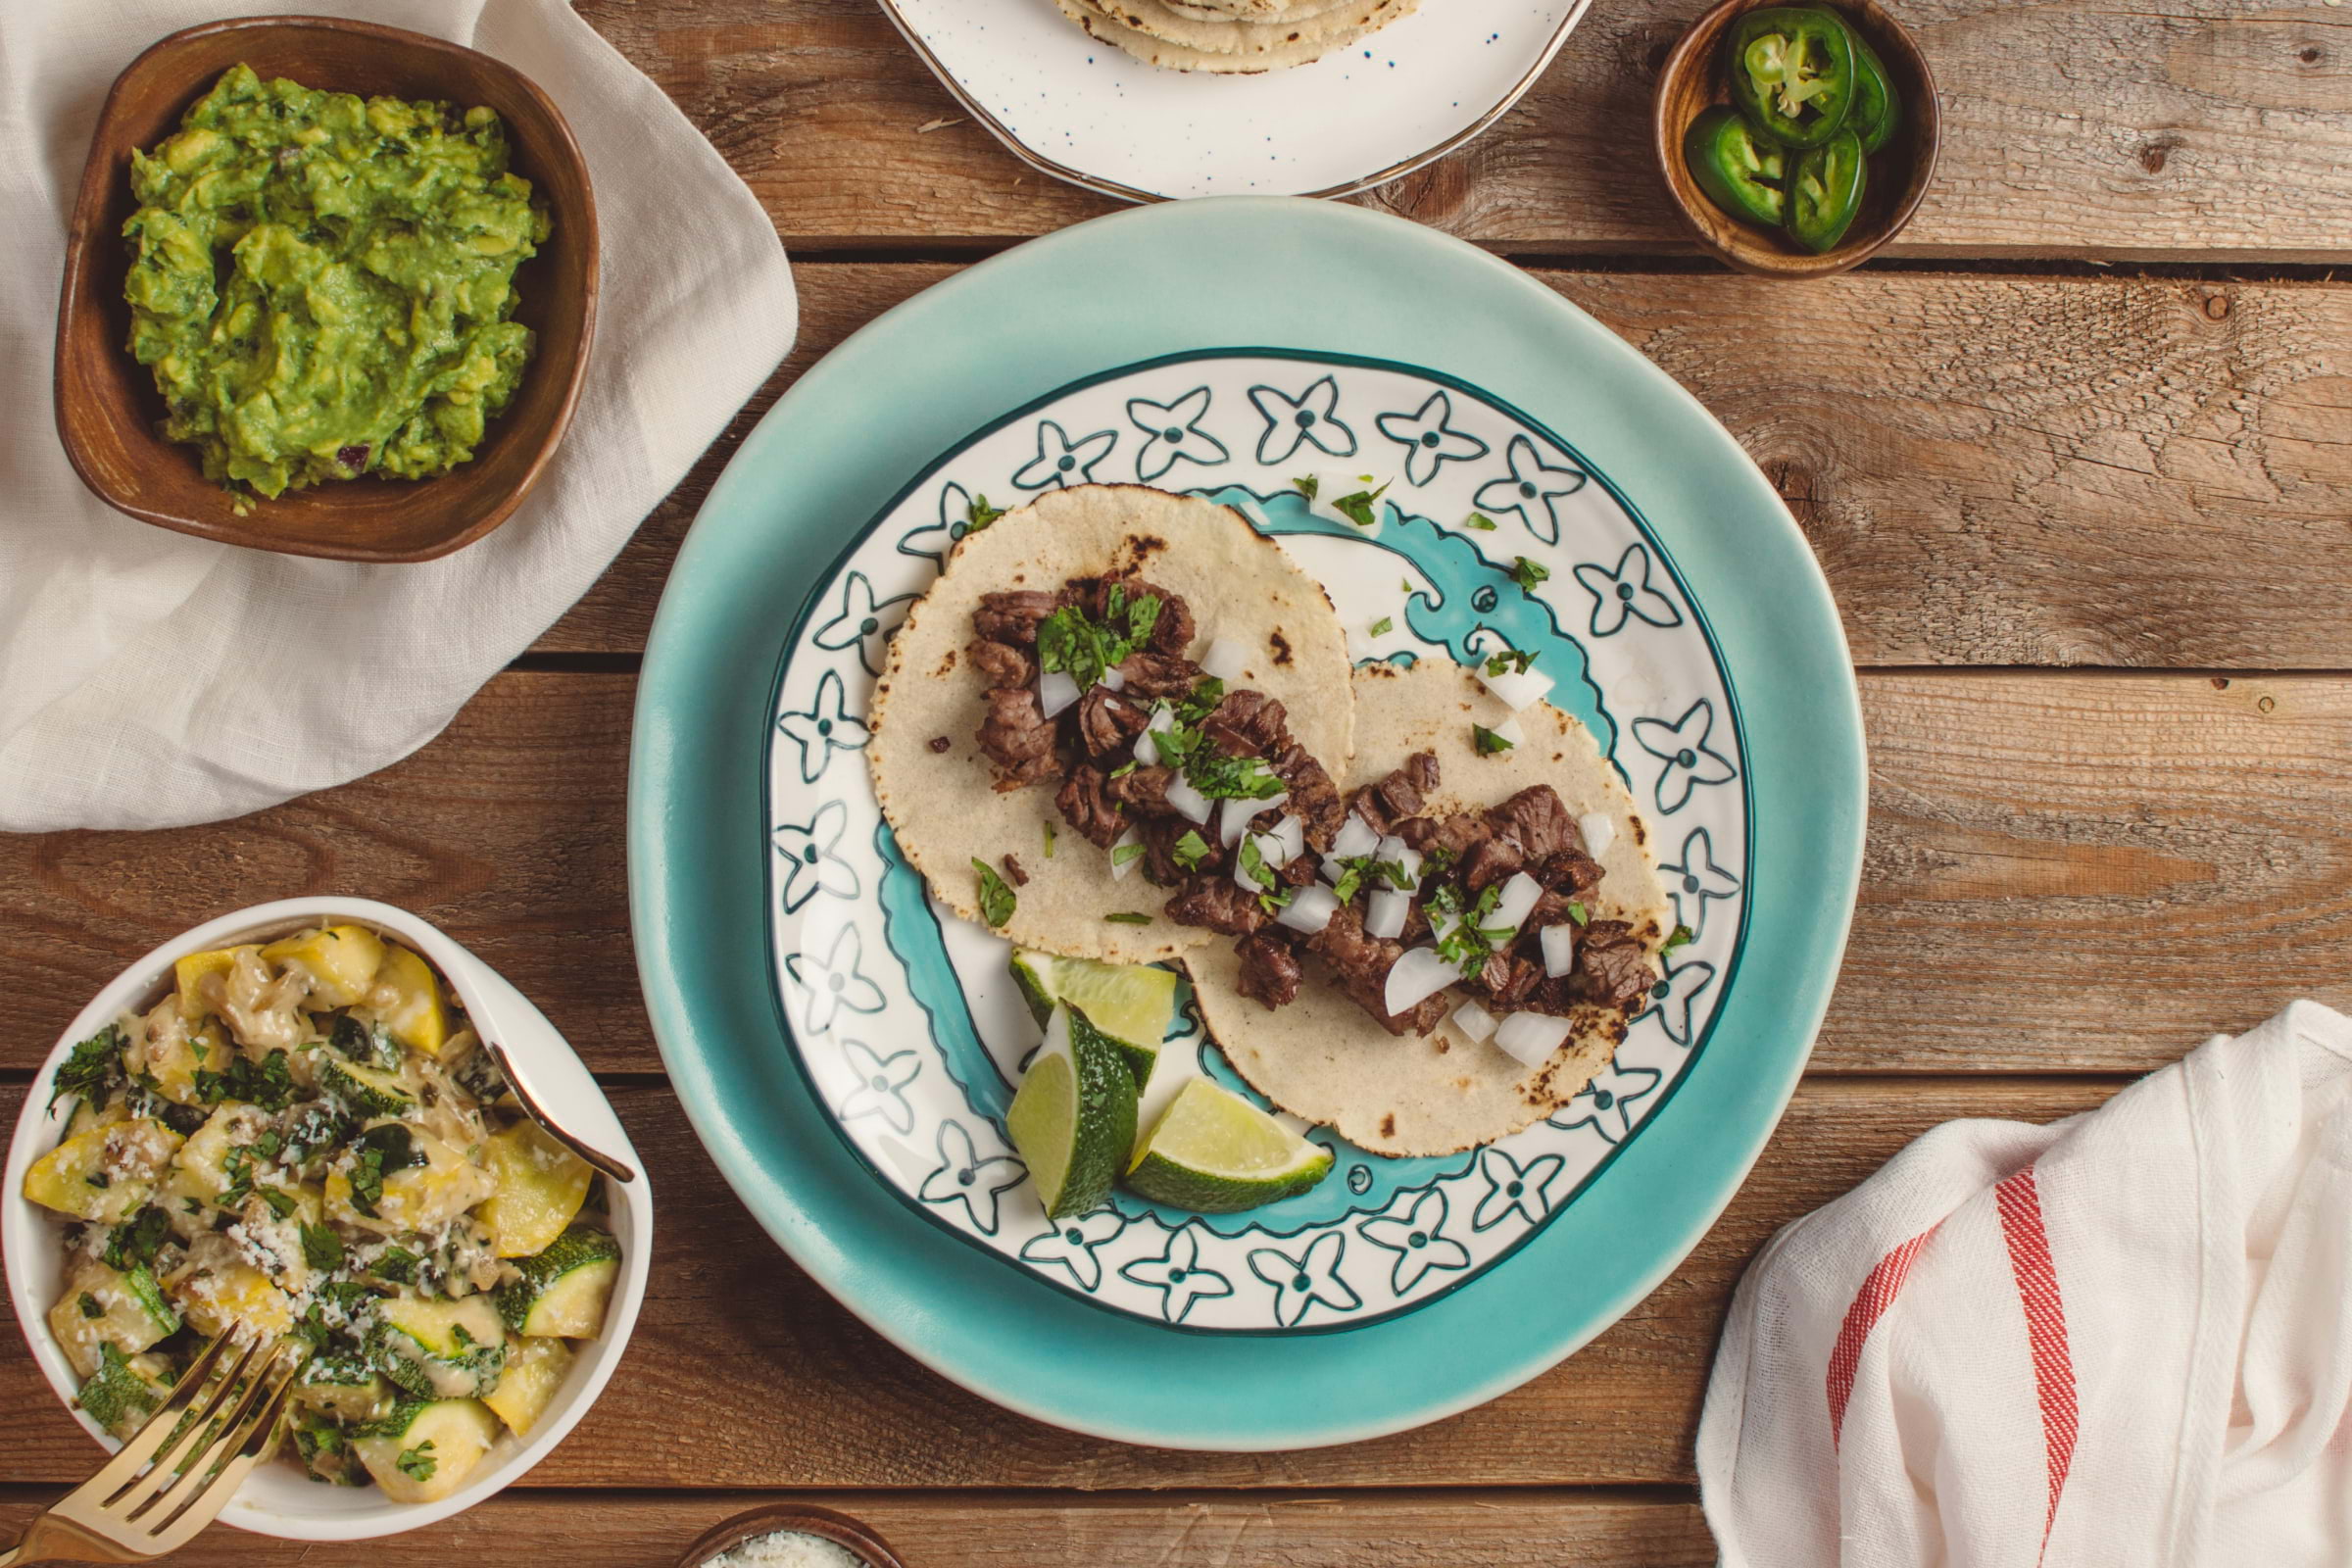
left=1185, top=659, right=1674, bottom=1156
left=865, top=483, right=1354, bottom=964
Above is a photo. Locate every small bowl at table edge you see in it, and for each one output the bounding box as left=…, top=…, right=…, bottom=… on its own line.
left=52, top=14, right=598, bottom=563
left=675, top=1504, right=910, bottom=1568
left=1650, top=0, right=1941, bottom=278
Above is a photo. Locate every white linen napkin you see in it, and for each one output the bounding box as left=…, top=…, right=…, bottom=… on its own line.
left=1698, top=1000, right=2352, bottom=1566
left=0, top=0, right=796, bottom=832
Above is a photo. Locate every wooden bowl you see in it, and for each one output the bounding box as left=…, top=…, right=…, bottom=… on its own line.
left=674, top=1504, right=909, bottom=1568
left=54, top=16, right=599, bottom=563
left=1651, top=0, right=1938, bottom=278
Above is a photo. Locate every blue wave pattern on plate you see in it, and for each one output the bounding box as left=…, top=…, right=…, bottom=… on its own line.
left=765, top=350, right=1749, bottom=1334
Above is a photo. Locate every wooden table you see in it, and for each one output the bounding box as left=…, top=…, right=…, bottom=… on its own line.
left=6, top=2, right=2349, bottom=1560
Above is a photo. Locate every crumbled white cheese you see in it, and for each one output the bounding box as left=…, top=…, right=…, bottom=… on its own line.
left=705, top=1532, right=869, bottom=1568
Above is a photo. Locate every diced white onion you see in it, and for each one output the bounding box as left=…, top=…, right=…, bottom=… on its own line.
left=1492, top=1010, right=1573, bottom=1066
left=1100, top=666, right=1125, bottom=691
left=1202, top=636, right=1250, bottom=682
left=1147, top=704, right=1176, bottom=734
left=1578, top=810, right=1616, bottom=858
left=1218, top=792, right=1288, bottom=848
left=1133, top=730, right=1159, bottom=767
left=1383, top=946, right=1457, bottom=1017
left=1038, top=668, right=1080, bottom=719
left=1165, top=777, right=1211, bottom=825
left=1477, top=660, right=1555, bottom=712
left=1374, top=835, right=1423, bottom=888
left=1450, top=998, right=1499, bottom=1044
left=1493, top=715, right=1526, bottom=747
left=1364, top=889, right=1410, bottom=940
left=1277, top=884, right=1339, bottom=935
left=1233, top=832, right=1285, bottom=893
left=1109, top=826, right=1142, bottom=882
left=1541, top=922, right=1578, bottom=978
left=1332, top=815, right=1380, bottom=860
left=1319, top=854, right=1346, bottom=885
left=1271, top=812, right=1305, bottom=864
left=1489, top=872, right=1544, bottom=943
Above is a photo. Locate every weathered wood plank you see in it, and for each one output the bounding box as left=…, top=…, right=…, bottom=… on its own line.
left=0, top=1488, right=1715, bottom=1566
left=0, top=1078, right=2113, bottom=1489
left=4, top=671, right=2348, bottom=1074
left=572, top=0, right=2352, bottom=259
left=538, top=266, right=2352, bottom=669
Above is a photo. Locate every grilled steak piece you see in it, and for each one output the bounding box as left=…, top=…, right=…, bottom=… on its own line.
left=1306, top=905, right=1446, bottom=1037
left=1477, top=952, right=1545, bottom=1008
left=1054, top=764, right=1125, bottom=849
left=1075, top=686, right=1148, bottom=760
left=1532, top=848, right=1604, bottom=897
left=1201, top=689, right=1292, bottom=757
left=1574, top=919, right=1655, bottom=1010
left=966, top=638, right=1034, bottom=691
left=1234, top=932, right=1303, bottom=1010
left=977, top=686, right=1057, bottom=780
left=1270, top=743, right=1345, bottom=850
left=1165, top=875, right=1269, bottom=937
left=1108, top=764, right=1176, bottom=814
left=1397, top=810, right=1494, bottom=860
left=1485, top=785, right=1578, bottom=860
left=973, top=590, right=1059, bottom=646
left=1457, top=834, right=1527, bottom=893
left=1349, top=751, right=1440, bottom=835
left=1112, top=651, right=1202, bottom=699
left=1137, top=814, right=1209, bottom=885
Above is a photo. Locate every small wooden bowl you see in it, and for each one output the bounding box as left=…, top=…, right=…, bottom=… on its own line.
left=54, top=16, right=599, bottom=563
left=1652, top=0, right=1939, bottom=278
left=674, top=1504, right=909, bottom=1568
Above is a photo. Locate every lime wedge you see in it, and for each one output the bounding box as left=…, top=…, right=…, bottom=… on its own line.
left=1006, top=1004, right=1139, bottom=1219
left=1124, top=1078, right=1333, bottom=1213
left=1007, top=948, right=1177, bottom=1089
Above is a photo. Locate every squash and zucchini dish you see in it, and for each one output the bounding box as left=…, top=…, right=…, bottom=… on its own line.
left=22, top=925, right=620, bottom=1501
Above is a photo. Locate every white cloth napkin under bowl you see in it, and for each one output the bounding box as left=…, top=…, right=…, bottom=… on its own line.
left=0, top=0, right=797, bottom=832
left=1699, top=1000, right=2352, bottom=1566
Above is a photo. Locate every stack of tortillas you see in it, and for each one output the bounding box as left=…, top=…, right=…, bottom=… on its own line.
left=1051, top=0, right=1422, bottom=73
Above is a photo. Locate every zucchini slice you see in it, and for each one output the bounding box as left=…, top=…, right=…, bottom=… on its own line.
left=47, top=1256, right=178, bottom=1379
left=373, top=1294, right=507, bottom=1399
left=353, top=1397, right=501, bottom=1504
left=477, top=1122, right=593, bottom=1258
left=318, top=1057, right=414, bottom=1117
left=496, top=1225, right=621, bottom=1339
left=481, top=1334, right=572, bottom=1437
left=74, top=1344, right=172, bottom=1439
left=261, top=924, right=386, bottom=1009
left=23, top=1119, right=182, bottom=1222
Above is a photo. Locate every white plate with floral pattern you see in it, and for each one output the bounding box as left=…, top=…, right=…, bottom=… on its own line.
left=878, top=0, right=1592, bottom=202
left=764, top=348, right=1746, bottom=1335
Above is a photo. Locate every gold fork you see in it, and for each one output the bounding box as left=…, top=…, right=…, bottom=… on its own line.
left=0, top=1333, right=304, bottom=1565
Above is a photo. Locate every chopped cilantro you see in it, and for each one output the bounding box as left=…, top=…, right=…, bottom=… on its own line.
left=1473, top=724, right=1516, bottom=756
left=1662, top=923, right=1695, bottom=955
left=259, top=1186, right=299, bottom=1220
left=198, top=1049, right=296, bottom=1111
left=1175, top=676, right=1226, bottom=725
left=1292, top=474, right=1319, bottom=502
left=971, top=858, right=1016, bottom=929
left=1104, top=912, right=1153, bottom=926
left=1509, top=557, right=1550, bottom=590
left=966, top=493, right=1007, bottom=533
left=1464, top=512, right=1497, bottom=532
left=330, top=1013, right=398, bottom=1070
left=1108, top=760, right=1138, bottom=779
left=1042, top=821, right=1056, bottom=858
left=1330, top=481, right=1390, bottom=529
left=1566, top=901, right=1590, bottom=926
left=48, top=1024, right=124, bottom=1114
left=1171, top=830, right=1210, bottom=872
left=1037, top=587, right=1161, bottom=690
left=1484, top=648, right=1537, bottom=677
left=1368, top=617, right=1394, bottom=637
left=1434, top=886, right=1504, bottom=974
left=1111, top=841, right=1147, bottom=868
left=346, top=1123, right=421, bottom=1220
left=1237, top=836, right=1276, bottom=892
left=1330, top=861, right=1365, bottom=906
left=395, top=1441, right=437, bottom=1483
left=1183, top=750, right=1286, bottom=801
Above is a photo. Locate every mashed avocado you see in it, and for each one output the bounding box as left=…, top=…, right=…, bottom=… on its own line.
left=122, top=64, right=549, bottom=504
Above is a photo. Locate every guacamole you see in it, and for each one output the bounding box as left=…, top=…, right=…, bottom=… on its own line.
left=122, top=64, right=549, bottom=504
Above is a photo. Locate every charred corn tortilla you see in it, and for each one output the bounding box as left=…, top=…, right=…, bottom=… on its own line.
left=867, top=484, right=1354, bottom=964
left=1051, top=0, right=1416, bottom=71
left=1189, top=660, right=1674, bottom=1157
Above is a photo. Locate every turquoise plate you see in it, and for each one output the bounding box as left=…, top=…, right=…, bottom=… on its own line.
left=631, top=196, right=1863, bottom=1447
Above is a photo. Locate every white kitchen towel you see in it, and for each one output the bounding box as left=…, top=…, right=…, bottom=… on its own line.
left=1698, top=1000, right=2352, bottom=1567
left=0, top=0, right=796, bottom=832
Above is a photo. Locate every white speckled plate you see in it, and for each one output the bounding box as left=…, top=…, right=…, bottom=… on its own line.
left=878, top=0, right=1592, bottom=201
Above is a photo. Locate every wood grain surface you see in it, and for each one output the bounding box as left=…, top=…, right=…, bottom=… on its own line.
left=4, top=671, right=2342, bottom=1076
left=571, top=0, right=2352, bottom=259
left=536, top=266, right=2352, bottom=669
left=0, top=1489, right=1715, bottom=1567
left=0, top=1078, right=2119, bottom=1491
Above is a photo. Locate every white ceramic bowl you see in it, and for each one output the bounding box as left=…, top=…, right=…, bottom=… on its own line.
left=3, top=897, right=653, bottom=1542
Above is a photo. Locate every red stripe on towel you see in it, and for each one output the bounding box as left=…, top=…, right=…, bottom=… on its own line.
left=1995, top=1165, right=2078, bottom=1556
left=1826, top=1227, right=1936, bottom=1449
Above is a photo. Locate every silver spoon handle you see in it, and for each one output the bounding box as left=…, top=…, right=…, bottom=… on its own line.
left=487, top=1038, right=639, bottom=1185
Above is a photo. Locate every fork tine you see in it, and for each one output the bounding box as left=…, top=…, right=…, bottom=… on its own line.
left=101, top=1335, right=270, bottom=1516
left=128, top=1344, right=298, bottom=1530
left=137, top=1353, right=303, bottom=1555
left=78, top=1331, right=238, bottom=1496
